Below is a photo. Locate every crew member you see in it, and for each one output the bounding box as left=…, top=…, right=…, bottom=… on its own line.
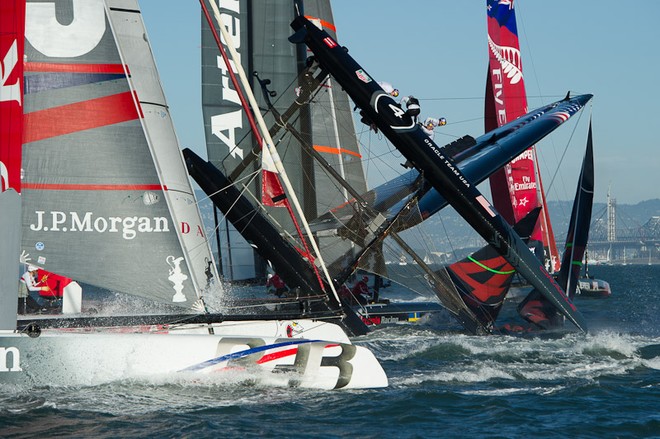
left=377, top=81, right=399, bottom=98
left=400, top=95, right=421, bottom=123
left=266, top=273, right=289, bottom=298
left=351, top=276, right=371, bottom=304
left=420, top=116, right=447, bottom=140
left=19, top=265, right=50, bottom=313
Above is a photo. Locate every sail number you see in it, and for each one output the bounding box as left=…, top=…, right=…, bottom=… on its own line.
left=215, top=338, right=356, bottom=389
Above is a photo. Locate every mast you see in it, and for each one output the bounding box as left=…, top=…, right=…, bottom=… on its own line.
left=0, top=0, right=25, bottom=329
left=290, top=15, right=589, bottom=332
left=204, top=0, right=341, bottom=303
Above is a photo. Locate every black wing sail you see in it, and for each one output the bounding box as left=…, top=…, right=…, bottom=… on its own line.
left=290, top=16, right=588, bottom=332
left=557, top=119, right=596, bottom=299
left=518, top=119, right=596, bottom=328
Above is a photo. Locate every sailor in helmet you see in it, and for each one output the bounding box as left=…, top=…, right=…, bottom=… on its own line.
left=266, top=272, right=289, bottom=298
left=377, top=81, right=399, bottom=98
left=399, top=95, right=421, bottom=123
left=401, top=116, right=448, bottom=169
left=420, top=116, right=447, bottom=140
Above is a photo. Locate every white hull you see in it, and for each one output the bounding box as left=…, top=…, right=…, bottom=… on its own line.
left=0, top=327, right=387, bottom=390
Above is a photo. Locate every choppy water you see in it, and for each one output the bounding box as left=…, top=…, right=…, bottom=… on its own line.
left=2, top=265, right=659, bottom=438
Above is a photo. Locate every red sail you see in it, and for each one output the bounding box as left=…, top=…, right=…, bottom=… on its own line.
left=0, top=0, right=25, bottom=193
left=485, top=1, right=560, bottom=272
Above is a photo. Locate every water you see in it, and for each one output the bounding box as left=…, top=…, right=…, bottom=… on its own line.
left=2, top=265, right=659, bottom=438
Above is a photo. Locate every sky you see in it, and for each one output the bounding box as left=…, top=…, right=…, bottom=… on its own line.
left=139, top=1, right=660, bottom=205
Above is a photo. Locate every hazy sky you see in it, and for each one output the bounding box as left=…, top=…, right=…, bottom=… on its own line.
left=140, top=1, right=660, bottom=204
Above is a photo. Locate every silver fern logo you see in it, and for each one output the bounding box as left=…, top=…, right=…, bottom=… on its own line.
left=488, top=36, right=523, bottom=85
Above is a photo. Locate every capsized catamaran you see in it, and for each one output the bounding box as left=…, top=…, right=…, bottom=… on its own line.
left=289, top=15, right=588, bottom=332
left=0, top=0, right=387, bottom=390
left=304, top=92, right=591, bottom=333
left=195, top=0, right=450, bottom=333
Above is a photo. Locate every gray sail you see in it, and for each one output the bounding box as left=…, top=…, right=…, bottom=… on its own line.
left=107, top=1, right=220, bottom=298
left=304, top=1, right=367, bottom=208
left=21, top=0, right=218, bottom=308
left=201, top=0, right=259, bottom=280
left=0, top=190, right=20, bottom=330
left=201, top=0, right=368, bottom=281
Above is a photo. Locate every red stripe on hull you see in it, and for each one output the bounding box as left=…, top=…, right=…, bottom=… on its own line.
left=257, top=347, right=298, bottom=364
left=23, top=92, right=140, bottom=144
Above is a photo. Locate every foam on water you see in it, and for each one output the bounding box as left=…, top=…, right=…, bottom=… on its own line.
left=359, top=323, right=660, bottom=393
left=3, top=265, right=660, bottom=437
left=395, top=361, right=515, bottom=386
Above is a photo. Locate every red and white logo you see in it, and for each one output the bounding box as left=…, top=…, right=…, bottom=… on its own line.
left=548, top=111, right=570, bottom=123
left=355, top=69, right=372, bottom=83
left=0, top=40, right=21, bottom=106
left=323, top=36, right=337, bottom=48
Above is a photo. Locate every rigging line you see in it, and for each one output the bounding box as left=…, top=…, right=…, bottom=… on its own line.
left=193, top=169, right=260, bottom=205
left=544, top=105, right=586, bottom=196
left=419, top=94, right=568, bottom=103
left=257, top=64, right=333, bottom=133
left=213, top=171, right=262, bottom=228
left=205, top=1, right=335, bottom=297
left=357, top=135, right=409, bottom=183
left=421, top=96, right=483, bottom=101
left=187, top=169, right=261, bottom=253
left=438, top=210, right=462, bottom=263
left=233, top=169, right=317, bottom=254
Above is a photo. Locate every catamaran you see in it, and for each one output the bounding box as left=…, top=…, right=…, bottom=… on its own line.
left=0, top=0, right=387, bottom=390
left=289, top=14, right=589, bottom=333
left=188, top=1, right=595, bottom=335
